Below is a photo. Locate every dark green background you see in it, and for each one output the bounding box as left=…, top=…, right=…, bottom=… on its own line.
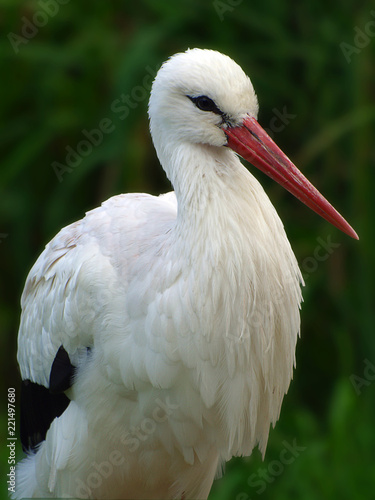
left=1, top=1, right=374, bottom=499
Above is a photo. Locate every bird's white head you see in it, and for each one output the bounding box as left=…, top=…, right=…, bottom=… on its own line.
left=149, top=48, right=258, bottom=148
left=149, top=48, right=358, bottom=239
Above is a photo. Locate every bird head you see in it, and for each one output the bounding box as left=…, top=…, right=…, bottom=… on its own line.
left=149, top=48, right=358, bottom=239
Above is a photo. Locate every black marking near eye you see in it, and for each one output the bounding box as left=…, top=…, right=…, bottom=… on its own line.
left=187, top=95, right=224, bottom=115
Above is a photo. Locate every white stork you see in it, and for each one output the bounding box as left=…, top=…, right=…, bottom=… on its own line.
left=14, top=48, right=358, bottom=500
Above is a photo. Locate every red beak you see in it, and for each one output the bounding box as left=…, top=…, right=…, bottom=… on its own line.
left=225, top=116, right=358, bottom=239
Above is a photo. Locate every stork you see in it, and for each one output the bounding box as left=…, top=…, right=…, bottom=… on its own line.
left=14, top=48, right=358, bottom=500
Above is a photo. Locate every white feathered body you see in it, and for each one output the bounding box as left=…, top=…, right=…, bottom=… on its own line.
left=15, top=49, right=306, bottom=499
left=16, top=143, right=302, bottom=499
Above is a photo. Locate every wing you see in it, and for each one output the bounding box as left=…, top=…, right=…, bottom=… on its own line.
left=17, top=191, right=177, bottom=451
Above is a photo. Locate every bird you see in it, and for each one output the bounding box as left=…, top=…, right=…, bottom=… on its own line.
left=14, top=48, right=358, bottom=500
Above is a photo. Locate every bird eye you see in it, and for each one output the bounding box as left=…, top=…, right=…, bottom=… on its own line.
left=188, top=95, right=223, bottom=115
left=195, top=96, right=216, bottom=112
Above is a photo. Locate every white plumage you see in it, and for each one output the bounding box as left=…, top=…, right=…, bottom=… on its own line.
left=14, top=48, right=357, bottom=499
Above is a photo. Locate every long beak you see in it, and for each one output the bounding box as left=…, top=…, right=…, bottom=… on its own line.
left=225, top=116, right=358, bottom=239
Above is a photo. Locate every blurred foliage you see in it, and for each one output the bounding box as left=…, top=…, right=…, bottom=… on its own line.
left=1, top=0, right=374, bottom=499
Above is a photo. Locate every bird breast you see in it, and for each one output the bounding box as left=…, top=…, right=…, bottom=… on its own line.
left=89, top=173, right=302, bottom=459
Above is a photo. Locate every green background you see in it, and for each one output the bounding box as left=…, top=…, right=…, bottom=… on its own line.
left=1, top=1, right=374, bottom=499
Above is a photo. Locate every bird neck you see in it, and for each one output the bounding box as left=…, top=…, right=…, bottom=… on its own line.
left=160, top=141, right=274, bottom=258
left=155, top=138, right=302, bottom=304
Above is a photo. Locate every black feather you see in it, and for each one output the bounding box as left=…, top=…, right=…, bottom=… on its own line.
left=20, top=345, right=76, bottom=452
left=49, top=345, right=75, bottom=393
left=20, top=380, right=70, bottom=452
